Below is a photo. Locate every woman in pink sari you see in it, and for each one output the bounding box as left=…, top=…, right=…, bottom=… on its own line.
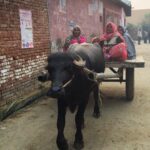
left=99, top=22, right=127, bottom=61
left=63, top=25, right=86, bottom=52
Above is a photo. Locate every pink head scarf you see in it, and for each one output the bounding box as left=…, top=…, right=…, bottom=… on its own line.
left=100, top=22, right=124, bottom=42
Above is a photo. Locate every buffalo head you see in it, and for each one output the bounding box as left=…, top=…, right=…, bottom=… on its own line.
left=44, top=52, right=85, bottom=98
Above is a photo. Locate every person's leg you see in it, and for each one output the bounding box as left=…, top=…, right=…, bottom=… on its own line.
left=138, top=37, right=140, bottom=45
left=139, top=37, right=141, bottom=45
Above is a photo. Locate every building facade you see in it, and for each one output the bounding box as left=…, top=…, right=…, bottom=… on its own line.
left=0, top=0, right=131, bottom=111
left=48, top=0, right=131, bottom=52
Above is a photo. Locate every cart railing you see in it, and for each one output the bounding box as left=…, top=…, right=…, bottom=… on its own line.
left=105, top=56, right=145, bottom=68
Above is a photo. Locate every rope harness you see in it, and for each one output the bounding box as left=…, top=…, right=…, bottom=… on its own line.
left=62, top=75, right=75, bottom=88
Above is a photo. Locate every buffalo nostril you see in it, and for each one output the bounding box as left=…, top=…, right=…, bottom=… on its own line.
left=52, top=86, right=61, bottom=92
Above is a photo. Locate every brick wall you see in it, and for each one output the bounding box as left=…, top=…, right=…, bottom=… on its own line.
left=0, top=0, right=50, bottom=107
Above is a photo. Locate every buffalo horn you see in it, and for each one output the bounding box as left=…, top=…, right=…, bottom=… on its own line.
left=73, top=55, right=86, bottom=67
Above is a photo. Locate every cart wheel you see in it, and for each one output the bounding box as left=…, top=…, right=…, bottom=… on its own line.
left=126, top=68, right=134, bottom=101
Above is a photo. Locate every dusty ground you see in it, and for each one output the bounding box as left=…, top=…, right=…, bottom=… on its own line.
left=0, top=42, right=150, bottom=150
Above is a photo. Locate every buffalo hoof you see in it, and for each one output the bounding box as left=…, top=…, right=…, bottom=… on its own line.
left=93, top=111, right=101, bottom=118
left=73, top=141, right=84, bottom=150
left=57, top=139, right=69, bottom=150
left=58, top=143, right=69, bottom=150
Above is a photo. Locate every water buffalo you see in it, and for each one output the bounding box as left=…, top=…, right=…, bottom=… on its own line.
left=38, top=43, right=105, bottom=150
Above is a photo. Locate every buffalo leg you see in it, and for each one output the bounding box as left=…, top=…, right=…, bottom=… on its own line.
left=57, top=100, right=68, bottom=150
left=74, top=101, right=87, bottom=150
left=93, top=85, right=101, bottom=118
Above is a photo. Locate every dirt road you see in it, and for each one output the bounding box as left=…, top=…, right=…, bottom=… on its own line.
left=0, top=43, right=150, bottom=150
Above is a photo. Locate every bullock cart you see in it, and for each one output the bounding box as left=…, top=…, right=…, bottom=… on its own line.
left=101, top=56, right=145, bottom=101
left=77, top=55, right=145, bottom=101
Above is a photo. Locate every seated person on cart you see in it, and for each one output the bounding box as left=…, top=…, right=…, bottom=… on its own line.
left=92, top=22, right=127, bottom=61
left=63, top=25, right=87, bottom=52
left=117, top=25, right=136, bottom=60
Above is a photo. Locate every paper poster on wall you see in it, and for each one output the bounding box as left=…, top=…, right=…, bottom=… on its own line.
left=19, top=9, right=33, bottom=48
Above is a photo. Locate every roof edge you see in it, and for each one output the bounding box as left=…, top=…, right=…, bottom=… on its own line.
left=110, top=0, right=131, bottom=16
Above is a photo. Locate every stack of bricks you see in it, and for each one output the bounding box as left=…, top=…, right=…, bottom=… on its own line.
left=0, top=0, right=50, bottom=107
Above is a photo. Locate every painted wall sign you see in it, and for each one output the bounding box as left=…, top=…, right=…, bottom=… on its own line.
left=19, top=9, right=33, bottom=48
